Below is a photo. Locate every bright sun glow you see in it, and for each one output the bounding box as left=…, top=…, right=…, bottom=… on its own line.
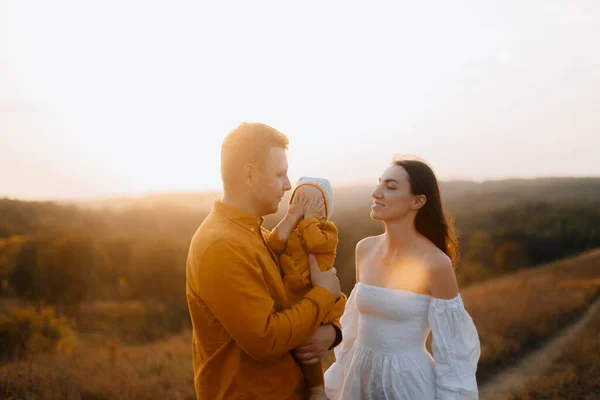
left=1, top=1, right=600, bottom=199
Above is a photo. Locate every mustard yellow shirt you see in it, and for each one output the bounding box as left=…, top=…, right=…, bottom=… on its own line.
left=186, top=200, right=339, bottom=399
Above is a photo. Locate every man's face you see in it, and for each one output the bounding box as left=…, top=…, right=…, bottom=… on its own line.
left=251, top=146, right=292, bottom=216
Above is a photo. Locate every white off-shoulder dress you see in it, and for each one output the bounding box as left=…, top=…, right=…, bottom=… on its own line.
left=324, top=282, right=481, bottom=400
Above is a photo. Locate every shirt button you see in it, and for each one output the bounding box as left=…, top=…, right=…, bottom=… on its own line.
left=250, top=228, right=255, bottom=232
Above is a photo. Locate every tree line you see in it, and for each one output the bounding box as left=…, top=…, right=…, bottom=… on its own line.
left=2, top=189, right=600, bottom=336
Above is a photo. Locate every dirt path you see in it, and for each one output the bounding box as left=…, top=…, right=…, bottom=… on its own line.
left=479, top=295, right=600, bottom=400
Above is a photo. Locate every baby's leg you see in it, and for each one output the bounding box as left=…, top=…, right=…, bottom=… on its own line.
left=281, top=255, right=312, bottom=296
left=303, top=363, right=326, bottom=399
left=308, top=386, right=328, bottom=400
left=283, top=273, right=311, bottom=296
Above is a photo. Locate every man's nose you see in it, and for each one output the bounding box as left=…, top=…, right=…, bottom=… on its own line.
left=284, top=177, right=292, bottom=191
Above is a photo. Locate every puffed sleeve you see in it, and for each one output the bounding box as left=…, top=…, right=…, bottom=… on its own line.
left=324, top=285, right=359, bottom=397
left=428, top=294, right=481, bottom=400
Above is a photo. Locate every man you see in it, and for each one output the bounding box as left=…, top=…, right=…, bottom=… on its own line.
left=186, top=122, right=343, bottom=399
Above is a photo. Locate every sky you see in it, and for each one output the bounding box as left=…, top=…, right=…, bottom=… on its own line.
left=1, top=1, right=599, bottom=200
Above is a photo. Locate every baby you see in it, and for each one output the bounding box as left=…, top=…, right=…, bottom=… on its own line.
left=267, top=176, right=347, bottom=400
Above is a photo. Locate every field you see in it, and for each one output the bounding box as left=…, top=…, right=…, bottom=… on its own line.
left=0, top=312, right=196, bottom=400
left=460, top=249, right=600, bottom=383
left=508, top=300, right=600, bottom=399
left=2, top=179, right=600, bottom=398
left=1, top=249, right=599, bottom=399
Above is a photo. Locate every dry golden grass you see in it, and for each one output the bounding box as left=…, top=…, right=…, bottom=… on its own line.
left=462, top=249, right=600, bottom=382
left=508, top=300, right=600, bottom=399
left=0, top=330, right=195, bottom=400
left=1, top=250, right=599, bottom=399
left=77, top=300, right=151, bottom=344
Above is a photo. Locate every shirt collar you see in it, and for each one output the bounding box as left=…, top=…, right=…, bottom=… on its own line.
left=212, top=200, right=264, bottom=233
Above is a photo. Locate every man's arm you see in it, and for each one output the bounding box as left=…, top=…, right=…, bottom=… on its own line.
left=330, top=320, right=343, bottom=349
left=293, top=324, right=338, bottom=365
left=196, top=240, right=336, bottom=363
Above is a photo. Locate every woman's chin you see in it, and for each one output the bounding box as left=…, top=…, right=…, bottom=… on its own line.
left=370, top=209, right=384, bottom=221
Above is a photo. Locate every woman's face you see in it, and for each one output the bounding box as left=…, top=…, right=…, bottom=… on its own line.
left=370, top=164, right=418, bottom=221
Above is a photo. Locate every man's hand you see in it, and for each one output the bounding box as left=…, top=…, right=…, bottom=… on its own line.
left=305, top=198, right=326, bottom=220
left=309, top=254, right=341, bottom=299
left=293, top=324, right=336, bottom=365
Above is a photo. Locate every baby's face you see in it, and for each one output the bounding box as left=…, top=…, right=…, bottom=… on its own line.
left=295, top=184, right=325, bottom=203
left=294, top=185, right=327, bottom=220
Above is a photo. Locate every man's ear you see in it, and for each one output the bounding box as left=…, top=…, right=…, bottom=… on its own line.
left=242, top=163, right=257, bottom=186
left=412, top=194, right=427, bottom=210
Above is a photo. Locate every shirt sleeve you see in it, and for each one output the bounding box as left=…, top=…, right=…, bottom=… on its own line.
left=298, top=218, right=339, bottom=254
left=265, top=227, right=288, bottom=254
left=329, top=318, right=343, bottom=349
left=196, top=239, right=336, bottom=363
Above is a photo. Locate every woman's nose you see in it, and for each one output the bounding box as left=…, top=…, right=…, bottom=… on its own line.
left=372, top=187, right=383, bottom=199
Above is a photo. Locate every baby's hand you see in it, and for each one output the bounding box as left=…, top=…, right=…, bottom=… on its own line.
left=288, top=194, right=307, bottom=221
left=305, top=198, right=326, bottom=220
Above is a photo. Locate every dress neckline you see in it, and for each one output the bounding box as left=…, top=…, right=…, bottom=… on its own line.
left=357, top=281, right=431, bottom=298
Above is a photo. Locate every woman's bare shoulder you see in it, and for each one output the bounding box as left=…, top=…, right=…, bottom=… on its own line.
left=356, top=234, right=382, bottom=256
left=422, top=244, right=458, bottom=299
left=354, top=235, right=383, bottom=282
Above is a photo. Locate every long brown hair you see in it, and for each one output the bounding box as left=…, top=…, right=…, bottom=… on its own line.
left=394, top=159, right=459, bottom=267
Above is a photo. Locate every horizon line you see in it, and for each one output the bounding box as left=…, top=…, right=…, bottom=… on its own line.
left=3, top=174, right=600, bottom=203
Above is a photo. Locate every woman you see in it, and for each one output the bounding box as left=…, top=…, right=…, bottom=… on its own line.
left=324, top=158, right=480, bottom=399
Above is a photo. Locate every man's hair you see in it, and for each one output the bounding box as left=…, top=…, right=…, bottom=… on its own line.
left=221, top=122, right=289, bottom=185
